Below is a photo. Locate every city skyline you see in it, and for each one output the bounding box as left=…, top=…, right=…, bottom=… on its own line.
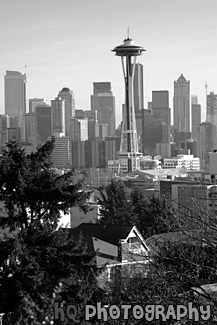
left=1, top=0, right=217, bottom=125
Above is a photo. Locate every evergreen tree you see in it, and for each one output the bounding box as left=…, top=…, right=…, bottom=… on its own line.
left=0, top=138, right=90, bottom=231
left=98, top=179, right=133, bottom=224
left=0, top=139, right=98, bottom=324
left=99, top=181, right=174, bottom=237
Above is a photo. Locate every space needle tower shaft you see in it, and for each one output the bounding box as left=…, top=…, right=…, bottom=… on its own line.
left=112, top=33, right=145, bottom=173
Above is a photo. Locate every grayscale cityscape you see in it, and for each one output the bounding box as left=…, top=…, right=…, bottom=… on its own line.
left=1, top=0, right=217, bottom=324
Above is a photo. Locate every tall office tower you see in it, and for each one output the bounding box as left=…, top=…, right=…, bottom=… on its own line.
left=206, top=92, right=217, bottom=126
left=133, top=63, right=144, bottom=111
left=69, top=117, right=88, bottom=142
left=191, top=95, right=201, bottom=140
left=0, top=115, right=10, bottom=150
left=35, top=105, right=52, bottom=147
left=142, top=110, right=166, bottom=155
left=173, top=74, right=190, bottom=132
left=50, top=136, right=70, bottom=168
left=84, top=140, right=100, bottom=168
left=112, top=36, right=145, bottom=172
left=24, top=113, right=36, bottom=149
left=95, top=124, right=109, bottom=140
left=105, top=136, right=121, bottom=161
left=152, top=90, right=171, bottom=143
left=197, top=122, right=217, bottom=170
left=71, top=141, right=85, bottom=169
left=29, top=98, right=47, bottom=113
left=75, top=109, right=98, bottom=140
left=191, top=95, right=198, bottom=105
left=91, top=82, right=115, bottom=136
left=57, top=87, right=75, bottom=135
left=4, top=70, right=26, bottom=118
left=51, top=97, right=65, bottom=136
left=85, top=110, right=98, bottom=140
left=4, top=71, right=26, bottom=141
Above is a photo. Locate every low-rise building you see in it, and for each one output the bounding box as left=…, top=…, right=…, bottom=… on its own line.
left=163, top=154, right=200, bottom=170
left=67, top=223, right=149, bottom=279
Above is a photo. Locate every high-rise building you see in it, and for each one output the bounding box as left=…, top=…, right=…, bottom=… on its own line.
left=191, top=95, right=198, bottom=105
left=142, top=110, right=167, bottom=155
left=91, top=82, right=115, bottom=136
left=4, top=70, right=26, bottom=118
left=35, top=105, right=52, bottom=146
left=206, top=92, right=217, bottom=126
left=24, top=113, right=36, bottom=148
left=51, top=136, right=70, bottom=168
left=173, top=74, right=190, bottom=132
left=58, top=87, right=75, bottom=135
left=95, top=124, right=109, bottom=140
left=152, top=90, right=171, bottom=143
left=29, top=98, right=47, bottom=113
left=69, top=117, right=88, bottom=142
left=191, top=95, right=201, bottom=140
left=51, top=97, right=65, bottom=136
left=71, top=140, right=85, bottom=169
left=0, top=115, right=10, bottom=150
left=197, top=122, right=217, bottom=170
left=133, top=63, right=144, bottom=111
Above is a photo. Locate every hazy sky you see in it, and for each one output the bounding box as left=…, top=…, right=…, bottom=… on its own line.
left=1, top=0, right=217, bottom=125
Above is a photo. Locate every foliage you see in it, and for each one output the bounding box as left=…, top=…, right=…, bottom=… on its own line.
left=0, top=139, right=99, bottom=324
left=98, top=180, right=133, bottom=225
left=98, top=180, right=174, bottom=238
left=0, top=138, right=90, bottom=231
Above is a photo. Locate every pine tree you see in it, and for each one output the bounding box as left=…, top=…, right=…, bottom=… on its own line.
left=0, top=139, right=98, bottom=324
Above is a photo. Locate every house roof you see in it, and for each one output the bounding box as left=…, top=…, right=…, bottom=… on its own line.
left=68, top=223, right=133, bottom=246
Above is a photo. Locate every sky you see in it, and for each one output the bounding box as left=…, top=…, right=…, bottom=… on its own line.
left=1, top=0, right=217, bottom=125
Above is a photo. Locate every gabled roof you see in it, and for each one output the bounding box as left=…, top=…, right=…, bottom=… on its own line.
left=68, top=223, right=133, bottom=246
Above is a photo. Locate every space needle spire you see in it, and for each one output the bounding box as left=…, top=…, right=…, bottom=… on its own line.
left=112, top=33, right=146, bottom=173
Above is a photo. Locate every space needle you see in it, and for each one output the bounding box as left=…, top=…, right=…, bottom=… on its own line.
left=112, top=32, right=145, bottom=173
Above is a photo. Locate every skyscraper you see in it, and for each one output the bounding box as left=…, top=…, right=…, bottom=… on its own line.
left=58, top=87, right=75, bottom=135
left=206, top=92, right=217, bottom=126
left=29, top=98, right=47, bottom=113
left=24, top=112, right=36, bottom=147
left=51, top=136, right=70, bottom=168
left=0, top=115, right=10, bottom=150
left=4, top=70, right=26, bottom=118
left=133, top=63, right=144, bottom=111
left=191, top=95, right=201, bottom=140
left=152, top=90, right=171, bottom=143
left=173, top=74, right=190, bottom=132
left=69, top=117, right=88, bottom=142
left=51, top=97, right=65, bottom=136
left=197, top=122, right=217, bottom=170
left=91, top=82, right=115, bottom=136
left=35, top=104, right=52, bottom=146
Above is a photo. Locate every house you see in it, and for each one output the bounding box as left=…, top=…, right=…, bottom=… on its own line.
left=67, top=223, right=149, bottom=279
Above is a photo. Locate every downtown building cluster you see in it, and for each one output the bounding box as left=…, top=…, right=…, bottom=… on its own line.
left=2, top=65, right=217, bottom=174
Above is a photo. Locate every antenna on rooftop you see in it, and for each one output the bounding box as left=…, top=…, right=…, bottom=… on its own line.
left=127, top=27, right=130, bottom=39
left=205, top=82, right=209, bottom=121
